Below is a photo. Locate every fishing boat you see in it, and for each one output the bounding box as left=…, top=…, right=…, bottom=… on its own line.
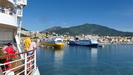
left=69, top=38, right=99, bottom=47
left=40, top=37, right=64, bottom=48
left=0, top=0, right=40, bottom=75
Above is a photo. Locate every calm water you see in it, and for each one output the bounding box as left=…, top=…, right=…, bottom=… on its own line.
left=36, top=44, right=133, bottom=75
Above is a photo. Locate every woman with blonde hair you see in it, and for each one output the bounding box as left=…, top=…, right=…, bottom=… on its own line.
left=27, top=38, right=37, bottom=72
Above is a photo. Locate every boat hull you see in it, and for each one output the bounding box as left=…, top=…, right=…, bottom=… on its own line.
left=31, top=67, right=40, bottom=75
left=69, top=41, right=98, bottom=47
left=41, top=43, right=64, bottom=48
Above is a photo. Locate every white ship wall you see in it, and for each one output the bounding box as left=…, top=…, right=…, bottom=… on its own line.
left=0, top=13, right=17, bottom=27
left=0, top=27, right=15, bottom=44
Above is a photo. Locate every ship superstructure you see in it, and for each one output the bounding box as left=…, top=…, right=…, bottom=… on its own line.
left=0, top=0, right=40, bottom=75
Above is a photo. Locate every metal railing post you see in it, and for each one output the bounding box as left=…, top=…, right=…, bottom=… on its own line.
left=34, top=50, right=37, bottom=69
left=24, top=53, right=27, bottom=75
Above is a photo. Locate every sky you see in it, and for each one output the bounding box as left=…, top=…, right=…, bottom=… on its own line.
left=22, top=0, right=133, bottom=32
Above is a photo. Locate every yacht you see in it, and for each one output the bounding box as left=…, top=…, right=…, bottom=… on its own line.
left=0, top=0, right=40, bottom=75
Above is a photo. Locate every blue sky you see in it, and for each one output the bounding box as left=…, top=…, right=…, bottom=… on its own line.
left=22, top=0, right=133, bottom=32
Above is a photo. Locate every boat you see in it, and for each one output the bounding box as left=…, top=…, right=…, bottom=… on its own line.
left=69, top=38, right=99, bottom=47
left=0, top=0, right=40, bottom=75
left=40, top=37, right=64, bottom=48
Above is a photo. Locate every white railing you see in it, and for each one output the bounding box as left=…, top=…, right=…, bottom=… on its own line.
left=16, top=0, right=27, bottom=5
left=0, top=49, right=37, bottom=75
left=0, top=6, right=15, bottom=17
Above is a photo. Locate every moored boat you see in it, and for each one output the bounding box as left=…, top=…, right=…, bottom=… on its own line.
left=40, top=37, right=64, bottom=48
left=69, top=38, right=99, bottom=47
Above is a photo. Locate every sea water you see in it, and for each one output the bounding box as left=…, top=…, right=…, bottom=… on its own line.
left=36, top=44, right=133, bottom=75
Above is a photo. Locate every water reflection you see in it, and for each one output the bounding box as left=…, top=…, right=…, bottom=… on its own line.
left=53, top=48, right=64, bottom=68
left=90, top=48, right=98, bottom=62
left=54, top=48, right=64, bottom=61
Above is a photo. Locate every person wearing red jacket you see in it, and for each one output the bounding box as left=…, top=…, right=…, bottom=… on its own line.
left=3, top=43, right=16, bottom=60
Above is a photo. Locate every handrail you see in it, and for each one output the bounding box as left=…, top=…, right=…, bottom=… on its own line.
left=0, top=49, right=36, bottom=59
left=0, top=48, right=37, bottom=75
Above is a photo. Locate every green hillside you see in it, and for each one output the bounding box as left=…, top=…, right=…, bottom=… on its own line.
left=40, top=24, right=133, bottom=36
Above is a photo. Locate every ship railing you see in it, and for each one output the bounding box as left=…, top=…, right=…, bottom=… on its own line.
left=0, top=6, right=15, bottom=16
left=0, top=49, right=37, bottom=75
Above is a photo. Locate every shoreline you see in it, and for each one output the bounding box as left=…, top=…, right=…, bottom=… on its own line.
left=99, top=42, right=133, bottom=45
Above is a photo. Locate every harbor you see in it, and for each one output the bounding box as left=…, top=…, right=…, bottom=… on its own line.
left=37, top=44, right=133, bottom=75
left=1, top=0, right=133, bottom=75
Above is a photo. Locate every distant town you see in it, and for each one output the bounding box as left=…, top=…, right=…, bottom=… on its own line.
left=21, top=30, right=133, bottom=45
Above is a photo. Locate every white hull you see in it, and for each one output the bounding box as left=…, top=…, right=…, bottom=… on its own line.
left=31, top=67, right=40, bottom=75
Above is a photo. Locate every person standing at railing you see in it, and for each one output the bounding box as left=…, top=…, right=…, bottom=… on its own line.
left=24, top=37, right=31, bottom=72
left=0, top=49, right=10, bottom=71
left=25, top=38, right=37, bottom=72
left=24, top=37, right=31, bottom=51
left=27, top=38, right=37, bottom=60
left=28, top=39, right=37, bottom=71
left=28, top=39, right=37, bottom=55
left=2, top=43, right=16, bottom=60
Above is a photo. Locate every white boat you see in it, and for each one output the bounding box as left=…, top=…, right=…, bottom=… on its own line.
left=40, top=37, right=64, bottom=48
left=0, top=0, right=40, bottom=75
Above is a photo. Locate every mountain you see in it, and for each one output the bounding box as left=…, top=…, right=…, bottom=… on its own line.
left=40, top=26, right=62, bottom=33
left=40, top=24, right=133, bottom=36
left=21, top=28, right=28, bottom=31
